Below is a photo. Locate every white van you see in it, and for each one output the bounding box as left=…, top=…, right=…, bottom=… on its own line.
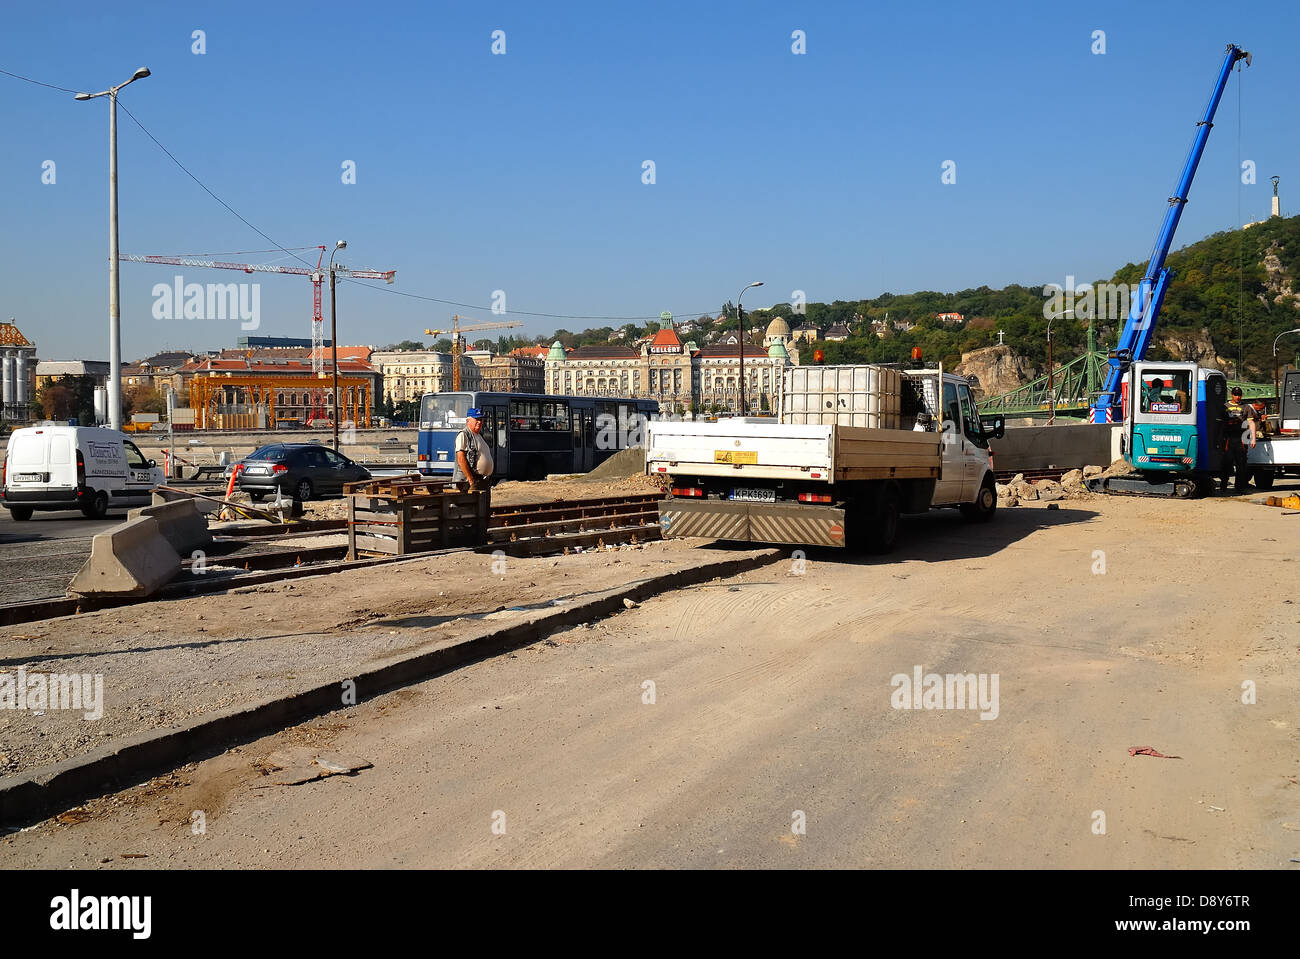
left=1, top=425, right=165, bottom=520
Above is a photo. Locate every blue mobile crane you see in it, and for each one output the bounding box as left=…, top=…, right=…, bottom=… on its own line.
left=1089, top=43, right=1251, bottom=427
left=1083, top=44, right=1251, bottom=499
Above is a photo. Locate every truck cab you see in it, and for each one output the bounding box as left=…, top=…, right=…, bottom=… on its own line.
left=931, top=373, right=1002, bottom=508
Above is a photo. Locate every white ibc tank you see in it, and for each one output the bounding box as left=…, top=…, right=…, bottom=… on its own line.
left=781, top=364, right=902, bottom=429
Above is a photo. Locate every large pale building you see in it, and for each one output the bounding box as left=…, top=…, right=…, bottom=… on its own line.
left=466, top=349, right=545, bottom=394
left=543, top=319, right=797, bottom=414
left=371, top=351, right=482, bottom=405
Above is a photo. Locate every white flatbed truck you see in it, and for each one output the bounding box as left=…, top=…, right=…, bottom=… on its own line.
left=646, top=367, right=1004, bottom=551
left=1248, top=369, right=1300, bottom=490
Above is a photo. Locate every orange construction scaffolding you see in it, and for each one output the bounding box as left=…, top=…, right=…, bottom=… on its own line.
left=188, top=374, right=373, bottom=431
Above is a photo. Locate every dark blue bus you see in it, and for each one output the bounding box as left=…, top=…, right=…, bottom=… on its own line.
left=417, top=391, right=660, bottom=481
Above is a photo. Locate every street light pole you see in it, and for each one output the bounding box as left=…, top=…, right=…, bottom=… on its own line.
left=1273, top=327, right=1300, bottom=404
left=329, top=240, right=347, bottom=451
left=736, top=281, right=763, bottom=416
left=75, top=67, right=151, bottom=432
left=1046, top=309, right=1075, bottom=425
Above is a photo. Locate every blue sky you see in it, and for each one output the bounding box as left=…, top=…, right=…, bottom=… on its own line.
left=1, top=0, right=1295, bottom=360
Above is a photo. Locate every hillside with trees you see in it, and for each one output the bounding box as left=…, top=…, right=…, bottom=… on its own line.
left=390, top=215, right=1300, bottom=396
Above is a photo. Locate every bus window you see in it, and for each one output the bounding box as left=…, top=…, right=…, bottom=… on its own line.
left=541, top=401, right=570, bottom=431
left=510, top=400, right=540, bottom=430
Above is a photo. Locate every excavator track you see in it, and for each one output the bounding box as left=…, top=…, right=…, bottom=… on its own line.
left=1086, top=475, right=1202, bottom=499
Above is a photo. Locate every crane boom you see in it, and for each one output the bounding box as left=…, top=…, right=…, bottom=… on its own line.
left=1089, top=43, right=1250, bottom=423
left=423, top=314, right=523, bottom=391
left=119, top=253, right=395, bottom=282
left=120, top=250, right=396, bottom=381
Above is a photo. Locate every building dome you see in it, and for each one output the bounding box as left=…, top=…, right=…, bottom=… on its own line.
left=765, top=316, right=791, bottom=339
left=546, top=340, right=566, bottom=362
left=768, top=339, right=789, bottom=360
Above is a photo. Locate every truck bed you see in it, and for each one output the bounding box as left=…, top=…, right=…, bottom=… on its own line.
left=645, top=420, right=940, bottom=483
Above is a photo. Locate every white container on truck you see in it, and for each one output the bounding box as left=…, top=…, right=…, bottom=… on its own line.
left=782, top=365, right=903, bottom=428
left=647, top=365, right=1004, bottom=551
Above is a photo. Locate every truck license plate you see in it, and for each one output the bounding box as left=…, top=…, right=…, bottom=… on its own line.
left=715, top=450, right=757, bottom=465
left=12, top=473, right=41, bottom=482
left=730, top=487, right=775, bottom=503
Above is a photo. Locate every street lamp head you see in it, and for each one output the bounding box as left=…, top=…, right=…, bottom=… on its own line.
left=335, top=240, right=347, bottom=250
left=750, top=281, right=764, bottom=288
left=73, top=92, right=93, bottom=100
left=132, top=67, right=151, bottom=80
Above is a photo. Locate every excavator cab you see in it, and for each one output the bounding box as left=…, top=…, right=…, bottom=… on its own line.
left=1121, top=362, right=1225, bottom=495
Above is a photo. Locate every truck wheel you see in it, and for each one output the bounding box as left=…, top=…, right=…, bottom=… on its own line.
left=960, top=476, right=998, bottom=522
left=1252, top=468, right=1275, bottom=491
left=865, top=483, right=901, bottom=554
left=8, top=506, right=33, bottom=521
left=80, top=490, right=109, bottom=520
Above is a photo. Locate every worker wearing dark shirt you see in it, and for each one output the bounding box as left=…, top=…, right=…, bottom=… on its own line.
left=1220, top=387, right=1258, bottom=492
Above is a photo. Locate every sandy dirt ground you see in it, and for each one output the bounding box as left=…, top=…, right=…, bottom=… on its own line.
left=0, top=535, right=738, bottom=776
left=1, top=486, right=1296, bottom=869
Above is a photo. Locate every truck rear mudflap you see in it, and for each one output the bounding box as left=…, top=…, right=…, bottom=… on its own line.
left=658, top=498, right=846, bottom=548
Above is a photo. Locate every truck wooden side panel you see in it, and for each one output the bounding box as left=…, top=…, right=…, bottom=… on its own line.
left=832, top=427, right=941, bottom=480
left=646, top=421, right=940, bottom=483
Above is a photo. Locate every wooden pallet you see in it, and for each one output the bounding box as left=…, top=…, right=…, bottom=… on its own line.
left=347, top=490, right=488, bottom=558
left=343, top=474, right=450, bottom=498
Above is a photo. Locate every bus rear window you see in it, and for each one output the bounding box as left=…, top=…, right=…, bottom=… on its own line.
left=421, top=394, right=471, bottom=429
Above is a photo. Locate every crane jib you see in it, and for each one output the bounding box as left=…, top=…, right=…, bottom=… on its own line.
left=1090, top=44, right=1249, bottom=425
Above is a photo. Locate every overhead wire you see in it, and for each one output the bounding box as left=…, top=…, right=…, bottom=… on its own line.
left=3, top=63, right=728, bottom=325
left=1236, top=58, right=1245, bottom=378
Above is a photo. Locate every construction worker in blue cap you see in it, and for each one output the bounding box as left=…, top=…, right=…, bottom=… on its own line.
left=453, top=407, right=494, bottom=497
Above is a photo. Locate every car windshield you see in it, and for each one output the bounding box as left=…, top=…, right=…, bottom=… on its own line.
left=420, top=393, right=472, bottom=429
left=247, top=446, right=288, bottom=461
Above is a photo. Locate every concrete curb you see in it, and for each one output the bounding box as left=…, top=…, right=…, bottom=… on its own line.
left=0, top=547, right=781, bottom=827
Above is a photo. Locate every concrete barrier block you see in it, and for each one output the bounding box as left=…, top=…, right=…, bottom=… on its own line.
left=130, top=498, right=212, bottom=554
left=991, top=423, right=1114, bottom=471
left=67, top=516, right=182, bottom=598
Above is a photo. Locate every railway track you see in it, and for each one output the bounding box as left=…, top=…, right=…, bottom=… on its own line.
left=488, top=493, right=663, bottom=556
left=0, top=492, right=668, bottom=627
left=994, top=467, right=1068, bottom=484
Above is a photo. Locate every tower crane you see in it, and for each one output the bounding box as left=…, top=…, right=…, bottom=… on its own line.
left=119, top=247, right=396, bottom=374
left=424, top=314, right=523, bottom=391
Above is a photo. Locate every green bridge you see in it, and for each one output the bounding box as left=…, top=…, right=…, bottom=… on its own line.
left=979, top=350, right=1272, bottom=420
